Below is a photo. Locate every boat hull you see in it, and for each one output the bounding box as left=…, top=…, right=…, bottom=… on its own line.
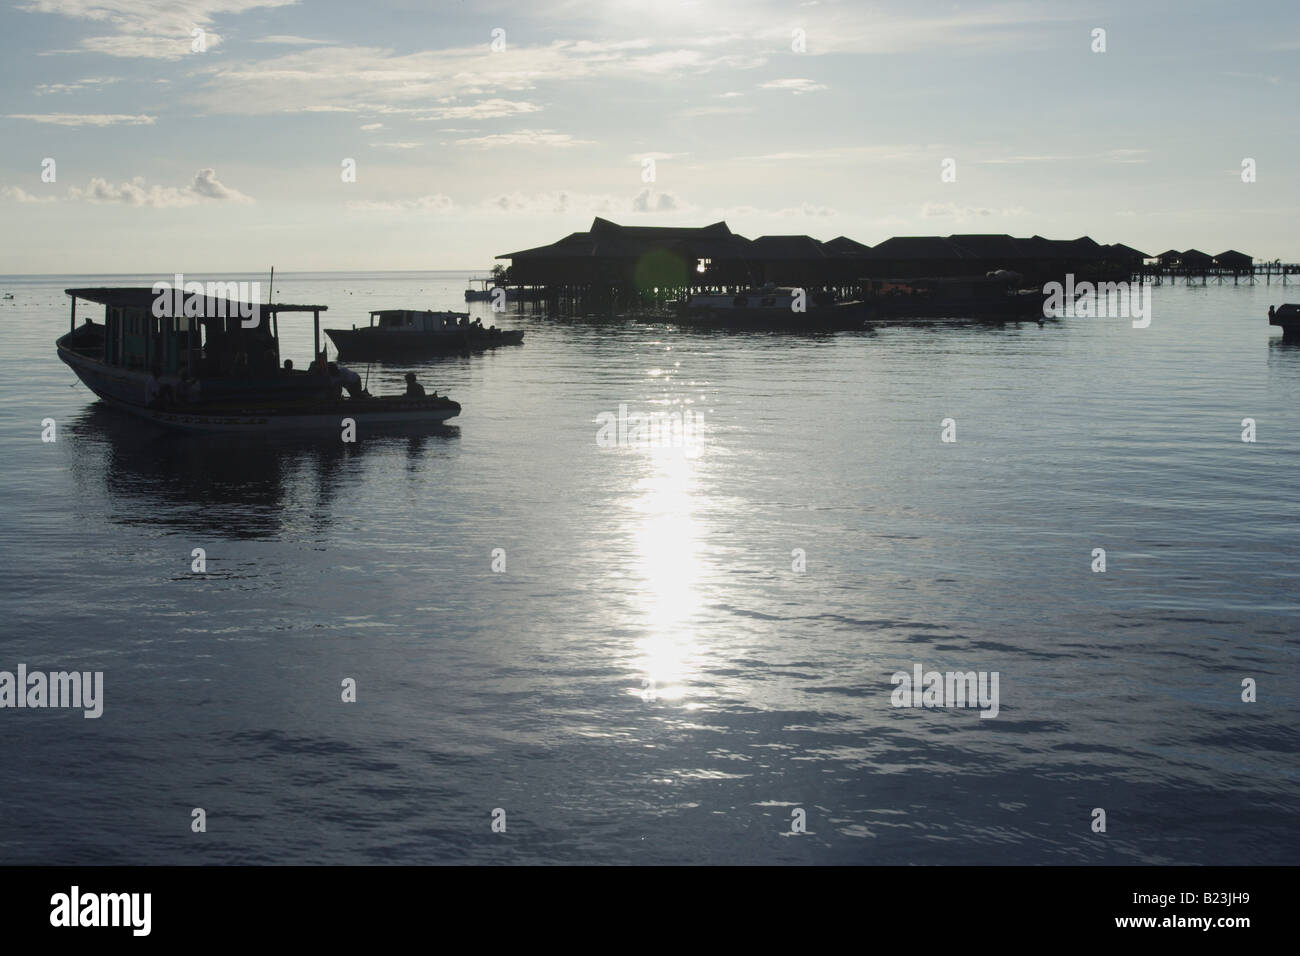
left=325, top=327, right=523, bottom=357
left=57, top=335, right=460, bottom=433
left=1270, top=304, right=1300, bottom=339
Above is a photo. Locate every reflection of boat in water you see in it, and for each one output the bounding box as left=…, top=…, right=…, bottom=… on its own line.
left=1269, top=303, right=1300, bottom=340
left=57, top=288, right=461, bottom=433
left=66, top=405, right=455, bottom=538
left=325, top=308, right=524, bottom=358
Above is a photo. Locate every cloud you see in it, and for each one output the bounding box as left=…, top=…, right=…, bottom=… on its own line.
left=360, top=122, right=383, bottom=131
left=921, top=202, right=1025, bottom=220
left=975, top=155, right=1068, bottom=165
left=6, top=113, right=155, bottom=126
left=414, top=99, right=542, bottom=121
left=187, top=39, right=768, bottom=115
left=453, top=129, right=591, bottom=148
left=368, top=141, right=423, bottom=150
left=483, top=189, right=691, bottom=218
left=1, top=185, right=58, bottom=203
left=34, top=76, right=121, bottom=94
left=734, top=144, right=929, bottom=163
left=20, top=0, right=300, bottom=60
left=256, top=35, right=330, bottom=46
left=711, top=202, right=836, bottom=218
left=66, top=168, right=252, bottom=206
left=758, top=78, right=827, bottom=94
left=1103, top=148, right=1149, bottom=164
left=682, top=105, right=753, bottom=117
left=632, top=188, right=681, bottom=212
left=346, top=194, right=454, bottom=213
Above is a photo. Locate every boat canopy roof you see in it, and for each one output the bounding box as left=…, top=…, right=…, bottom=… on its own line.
left=66, top=287, right=326, bottom=313
left=369, top=308, right=460, bottom=316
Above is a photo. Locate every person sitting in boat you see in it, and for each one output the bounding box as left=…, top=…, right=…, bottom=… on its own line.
left=283, top=359, right=294, bottom=372
left=145, top=367, right=161, bottom=408
left=327, top=361, right=368, bottom=399
left=404, top=372, right=426, bottom=397
left=180, top=372, right=201, bottom=404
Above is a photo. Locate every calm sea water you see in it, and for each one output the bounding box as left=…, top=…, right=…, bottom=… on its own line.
left=0, top=271, right=1296, bottom=865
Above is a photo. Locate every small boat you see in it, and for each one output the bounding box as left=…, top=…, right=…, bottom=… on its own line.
left=1269, top=303, right=1300, bottom=340
left=57, top=288, right=460, bottom=433
left=464, top=278, right=544, bottom=303
left=856, top=275, right=1043, bottom=322
left=325, top=308, right=524, bottom=358
left=677, top=284, right=866, bottom=329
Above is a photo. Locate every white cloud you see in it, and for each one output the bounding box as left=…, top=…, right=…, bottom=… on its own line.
left=975, top=155, right=1068, bottom=165
left=34, top=76, right=120, bottom=94
left=453, top=129, right=591, bottom=148
left=632, top=188, right=681, bottom=212
left=1, top=185, right=58, bottom=203
left=483, top=189, right=691, bottom=218
left=66, top=168, right=252, bottom=206
left=682, top=105, right=753, bottom=117
left=347, top=194, right=454, bottom=213
left=6, top=113, right=155, bottom=126
left=921, top=202, right=1025, bottom=220
left=20, top=0, right=299, bottom=60
left=414, top=99, right=542, bottom=121
left=360, top=122, right=383, bottom=131
left=256, top=35, right=330, bottom=46
left=369, top=141, right=423, bottom=150
left=759, top=78, right=827, bottom=94
left=188, top=39, right=768, bottom=115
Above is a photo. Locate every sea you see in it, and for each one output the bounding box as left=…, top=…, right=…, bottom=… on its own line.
left=0, top=270, right=1296, bottom=865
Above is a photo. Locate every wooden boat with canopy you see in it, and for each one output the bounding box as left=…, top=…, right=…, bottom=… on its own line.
left=56, top=288, right=460, bottom=432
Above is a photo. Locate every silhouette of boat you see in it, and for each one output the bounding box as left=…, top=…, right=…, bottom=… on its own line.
left=464, top=278, right=544, bottom=303
left=677, top=285, right=866, bottom=329
left=325, top=309, right=523, bottom=358
left=57, top=288, right=460, bottom=433
left=1269, top=303, right=1300, bottom=340
left=856, top=275, right=1043, bottom=321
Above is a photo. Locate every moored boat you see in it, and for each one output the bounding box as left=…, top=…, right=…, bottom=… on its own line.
left=325, top=308, right=524, bottom=358
left=857, top=275, right=1043, bottom=322
left=1268, top=303, right=1300, bottom=339
left=677, top=284, right=866, bottom=329
left=57, top=288, right=460, bottom=433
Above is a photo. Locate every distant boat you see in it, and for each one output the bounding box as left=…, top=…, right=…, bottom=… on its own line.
left=1269, top=303, right=1300, bottom=340
left=856, top=275, right=1043, bottom=321
left=325, top=309, right=523, bottom=358
left=57, top=288, right=460, bottom=433
left=464, top=278, right=544, bottom=303
left=2, top=293, right=13, bottom=300
left=677, top=284, right=865, bottom=329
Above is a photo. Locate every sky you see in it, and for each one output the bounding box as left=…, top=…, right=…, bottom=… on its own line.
left=0, top=0, right=1297, bottom=273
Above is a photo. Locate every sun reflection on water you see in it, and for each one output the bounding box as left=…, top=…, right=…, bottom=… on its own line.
left=630, top=445, right=704, bottom=703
